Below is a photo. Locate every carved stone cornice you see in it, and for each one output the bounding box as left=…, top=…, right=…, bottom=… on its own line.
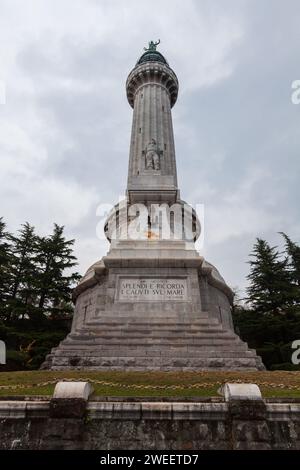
left=126, top=62, right=179, bottom=108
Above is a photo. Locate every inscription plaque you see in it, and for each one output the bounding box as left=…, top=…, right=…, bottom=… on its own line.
left=117, top=278, right=188, bottom=302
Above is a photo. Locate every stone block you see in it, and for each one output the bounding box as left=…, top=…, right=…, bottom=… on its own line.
left=53, top=381, right=93, bottom=400
left=50, top=381, right=94, bottom=418
left=221, top=383, right=262, bottom=402
left=50, top=398, right=87, bottom=419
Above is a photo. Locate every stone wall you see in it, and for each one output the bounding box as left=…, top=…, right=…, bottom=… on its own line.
left=1, top=396, right=300, bottom=450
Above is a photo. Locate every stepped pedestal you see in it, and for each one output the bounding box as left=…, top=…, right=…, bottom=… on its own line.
left=42, top=241, right=264, bottom=371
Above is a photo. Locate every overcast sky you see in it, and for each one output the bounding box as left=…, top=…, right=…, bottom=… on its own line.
left=0, top=0, right=299, bottom=297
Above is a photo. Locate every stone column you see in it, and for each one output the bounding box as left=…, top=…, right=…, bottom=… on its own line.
left=126, top=60, right=179, bottom=200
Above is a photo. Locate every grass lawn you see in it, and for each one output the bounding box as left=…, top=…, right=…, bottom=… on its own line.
left=0, top=370, right=300, bottom=398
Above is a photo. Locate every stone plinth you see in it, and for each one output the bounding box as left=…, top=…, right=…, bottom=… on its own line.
left=42, top=242, right=264, bottom=371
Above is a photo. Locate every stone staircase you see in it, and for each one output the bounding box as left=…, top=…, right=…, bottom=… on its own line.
left=42, top=313, right=264, bottom=370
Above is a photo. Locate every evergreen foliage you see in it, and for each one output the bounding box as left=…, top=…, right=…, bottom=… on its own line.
left=0, top=219, right=80, bottom=369
left=234, top=233, right=300, bottom=370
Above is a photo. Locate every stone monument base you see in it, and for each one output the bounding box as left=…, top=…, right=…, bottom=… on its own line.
left=42, top=241, right=264, bottom=371
left=43, top=314, right=264, bottom=371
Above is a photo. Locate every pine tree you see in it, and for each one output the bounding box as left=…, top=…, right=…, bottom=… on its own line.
left=280, top=232, right=300, bottom=307
left=7, top=222, right=38, bottom=320
left=246, top=238, right=292, bottom=314
left=35, top=224, right=80, bottom=318
left=0, top=221, right=81, bottom=369
left=0, top=218, right=13, bottom=314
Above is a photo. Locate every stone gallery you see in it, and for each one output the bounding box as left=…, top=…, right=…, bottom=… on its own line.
left=42, top=42, right=263, bottom=370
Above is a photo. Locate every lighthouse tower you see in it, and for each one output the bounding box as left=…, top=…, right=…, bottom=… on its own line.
left=126, top=39, right=179, bottom=201
left=43, top=42, right=264, bottom=371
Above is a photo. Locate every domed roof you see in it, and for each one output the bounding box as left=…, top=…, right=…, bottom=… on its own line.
left=136, top=40, right=169, bottom=66
left=137, top=50, right=168, bottom=66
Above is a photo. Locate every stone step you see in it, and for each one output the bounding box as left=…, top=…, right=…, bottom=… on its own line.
left=53, top=341, right=248, bottom=353
left=96, top=323, right=223, bottom=328
left=51, top=348, right=256, bottom=358
left=63, top=335, right=239, bottom=345
left=82, top=318, right=222, bottom=325
left=69, top=330, right=240, bottom=341
left=51, top=342, right=248, bottom=354
left=69, top=331, right=234, bottom=340
left=86, top=317, right=219, bottom=325
left=76, top=325, right=227, bottom=334
left=50, top=355, right=259, bottom=370
left=50, top=365, right=259, bottom=371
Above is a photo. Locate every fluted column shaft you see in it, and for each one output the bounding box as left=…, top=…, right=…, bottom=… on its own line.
left=126, top=61, right=179, bottom=200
